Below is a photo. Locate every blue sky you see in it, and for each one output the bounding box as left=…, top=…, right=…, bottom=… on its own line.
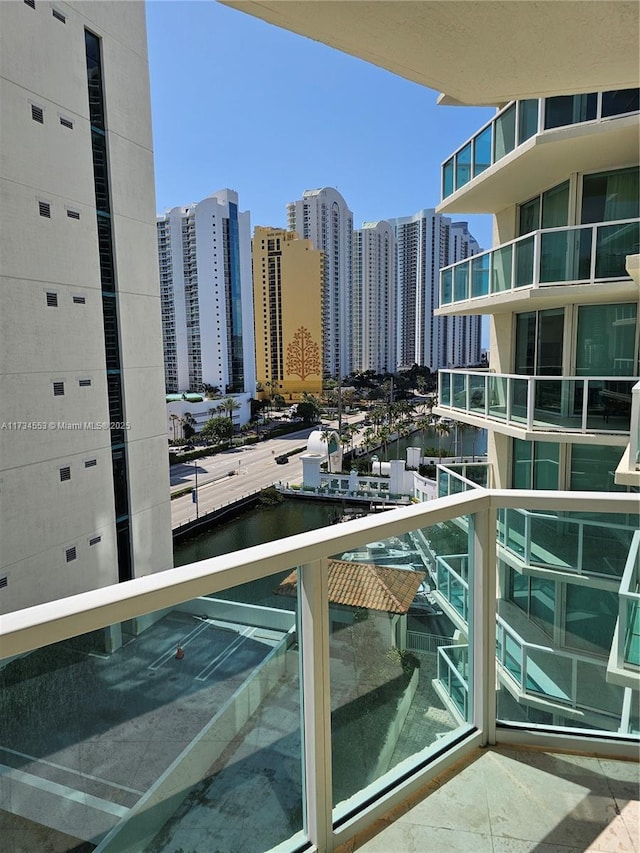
left=146, top=1, right=495, bottom=250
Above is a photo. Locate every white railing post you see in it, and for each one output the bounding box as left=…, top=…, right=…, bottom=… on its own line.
left=299, top=559, right=333, bottom=852
left=582, top=379, right=589, bottom=433
left=577, top=519, right=584, bottom=574
left=590, top=224, right=598, bottom=281
left=527, top=378, right=535, bottom=431
left=472, top=506, right=497, bottom=745
left=533, top=230, right=541, bottom=286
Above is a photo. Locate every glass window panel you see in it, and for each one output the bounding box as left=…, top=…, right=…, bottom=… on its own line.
left=530, top=577, right=555, bottom=629
left=493, top=104, right=516, bottom=160
left=601, top=88, right=640, bottom=117
left=473, top=125, right=492, bottom=176
left=509, top=569, right=529, bottom=613
left=441, top=267, right=453, bottom=305
left=565, top=583, right=617, bottom=655
left=576, top=303, right=637, bottom=376
left=544, top=93, right=597, bottom=128
left=512, top=438, right=532, bottom=489
left=443, top=159, right=454, bottom=198
left=491, top=244, right=513, bottom=292
left=595, top=221, right=640, bottom=278
left=518, top=196, right=540, bottom=236
left=471, top=253, right=490, bottom=297
left=533, top=441, right=559, bottom=489
left=440, top=371, right=452, bottom=406
left=541, top=181, right=569, bottom=228
left=570, top=444, right=627, bottom=492
left=581, top=167, right=640, bottom=223
left=469, top=374, right=486, bottom=413
left=514, top=235, right=535, bottom=287
left=455, top=142, right=472, bottom=189
left=489, top=375, right=507, bottom=419
left=518, top=99, right=539, bottom=143
left=454, top=262, right=470, bottom=301
left=515, top=312, right=536, bottom=375
left=536, top=308, right=564, bottom=374
left=0, top=579, right=304, bottom=852
left=539, top=228, right=592, bottom=282
left=330, top=520, right=474, bottom=817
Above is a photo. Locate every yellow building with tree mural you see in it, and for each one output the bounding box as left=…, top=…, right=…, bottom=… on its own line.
left=252, top=227, right=324, bottom=400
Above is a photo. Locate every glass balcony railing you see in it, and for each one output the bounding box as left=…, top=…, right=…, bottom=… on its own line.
left=436, top=462, right=491, bottom=497
left=496, top=616, right=625, bottom=718
left=441, top=88, right=639, bottom=200
left=437, top=645, right=470, bottom=720
left=439, top=370, right=638, bottom=434
left=435, top=554, right=470, bottom=622
left=440, top=219, right=640, bottom=307
left=1, top=490, right=638, bottom=852
left=631, top=381, right=640, bottom=470
left=617, top=530, right=640, bottom=671
left=498, top=508, right=639, bottom=580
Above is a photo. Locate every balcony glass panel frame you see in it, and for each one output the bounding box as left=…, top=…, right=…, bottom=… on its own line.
left=439, top=218, right=639, bottom=308
left=438, top=370, right=638, bottom=435
left=441, top=88, right=640, bottom=201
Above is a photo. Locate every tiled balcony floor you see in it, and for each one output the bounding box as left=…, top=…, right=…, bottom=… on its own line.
left=340, top=746, right=639, bottom=853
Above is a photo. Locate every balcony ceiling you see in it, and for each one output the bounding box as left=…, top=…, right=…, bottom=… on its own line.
left=221, top=1, right=640, bottom=105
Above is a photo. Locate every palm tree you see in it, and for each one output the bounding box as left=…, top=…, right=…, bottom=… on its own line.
left=169, top=413, right=182, bottom=441
left=416, top=415, right=432, bottom=454
left=377, top=425, right=391, bottom=460
left=434, top=420, right=451, bottom=459
left=361, top=429, right=377, bottom=472
left=320, top=427, right=335, bottom=473
left=220, top=396, right=241, bottom=427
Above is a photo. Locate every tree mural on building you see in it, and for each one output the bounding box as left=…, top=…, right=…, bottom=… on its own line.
left=286, top=326, right=321, bottom=380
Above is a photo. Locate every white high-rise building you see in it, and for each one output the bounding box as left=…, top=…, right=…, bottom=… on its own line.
left=389, top=210, right=481, bottom=371
left=157, top=190, right=255, bottom=396
left=442, top=221, right=483, bottom=367
left=287, top=187, right=353, bottom=378
left=0, top=0, right=172, bottom=613
left=352, top=221, right=396, bottom=373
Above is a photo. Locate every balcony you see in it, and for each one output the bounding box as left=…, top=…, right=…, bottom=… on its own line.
left=439, top=90, right=639, bottom=213
left=438, top=369, right=637, bottom=437
left=609, top=530, right=640, bottom=690
left=498, top=508, right=637, bottom=583
left=1, top=490, right=637, bottom=852
left=615, top=380, right=640, bottom=487
left=438, top=219, right=640, bottom=315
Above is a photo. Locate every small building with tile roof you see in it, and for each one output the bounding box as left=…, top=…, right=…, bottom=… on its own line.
left=276, top=559, right=425, bottom=647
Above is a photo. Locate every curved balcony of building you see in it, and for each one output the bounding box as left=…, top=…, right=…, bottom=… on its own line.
left=614, top=380, right=640, bottom=488
left=437, top=219, right=639, bottom=316
left=438, top=90, right=639, bottom=214
left=436, top=369, right=638, bottom=443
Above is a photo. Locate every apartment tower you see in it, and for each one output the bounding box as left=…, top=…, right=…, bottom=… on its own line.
left=389, top=209, right=482, bottom=371
left=252, top=227, right=323, bottom=400
left=352, top=221, right=397, bottom=373
left=0, top=0, right=172, bottom=613
left=157, top=189, right=256, bottom=396
left=287, top=187, right=354, bottom=379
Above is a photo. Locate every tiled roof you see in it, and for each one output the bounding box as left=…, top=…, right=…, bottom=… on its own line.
left=276, top=560, right=425, bottom=614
